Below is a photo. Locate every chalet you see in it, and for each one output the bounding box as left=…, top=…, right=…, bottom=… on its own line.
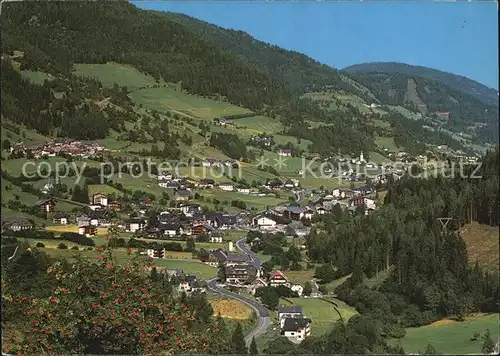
left=225, top=265, right=257, bottom=285
left=303, top=208, right=314, bottom=220
left=282, top=317, right=312, bottom=343
left=315, top=206, right=326, bottom=215
left=290, top=283, right=304, bottom=297
left=249, top=135, right=272, bottom=147
left=218, top=182, right=235, bottom=192
left=224, top=159, right=239, bottom=168
left=158, top=179, right=170, bottom=188
left=202, top=158, right=219, bottom=167
left=278, top=149, right=292, bottom=157
left=2, top=217, right=34, bottom=232
left=219, top=118, right=233, bottom=127
left=157, top=173, right=173, bottom=181
left=349, top=197, right=376, bottom=210
left=284, top=180, right=295, bottom=189
left=199, top=249, right=227, bottom=267
left=108, top=201, right=121, bottom=211
left=34, top=198, right=55, bottom=213
left=142, top=198, right=153, bottom=206
left=159, top=224, right=181, bottom=237
left=209, top=232, right=224, bottom=243
left=125, top=218, right=147, bottom=233
left=198, top=179, right=215, bottom=189
left=91, top=193, right=108, bottom=207
left=52, top=212, right=69, bottom=225
left=252, top=215, right=277, bottom=230
left=338, top=189, right=354, bottom=199
left=174, top=189, right=191, bottom=201
left=146, top=244, right=165, bottom=259
left=88, top=204, right=105, bottom=211
left=201, top=212, right=237, bottom=230
left=283, top=206, right=305, bottom=221
left=277, top=305, right=304, bottom=327
left=164, top=181, right=181, bottom=190
left=237, top=187, right=251, bottom=194
left=180, top=204, right=201, bottom=217
left=269, top=270, right=289, bottom=287
left=178, top=275, right=200, bottom=294
left=248, top=278, right=268, bottom=295
left=78, top=221, right=97, bottom=236
left=191, top=223, right=213, bottom=236
left=268, top=180, right=284, bottom=190
left=88, top=211, right=109, bottom=226
left=199, top=249, right=249, bottom=267
left=436, top=111, right=450, bottom=120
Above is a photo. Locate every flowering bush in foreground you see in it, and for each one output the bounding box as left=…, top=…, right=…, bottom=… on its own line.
left=4, top=248, right=223, bottom=355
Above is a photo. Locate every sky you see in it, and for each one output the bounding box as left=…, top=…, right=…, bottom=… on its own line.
left=132, top=1, right=499, bottom=90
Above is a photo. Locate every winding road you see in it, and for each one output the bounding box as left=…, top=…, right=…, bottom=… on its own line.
left=205, top=238, right=271, bottom=347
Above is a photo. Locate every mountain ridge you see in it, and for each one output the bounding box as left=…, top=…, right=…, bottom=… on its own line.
left=343, top=61, right=499, bottom=107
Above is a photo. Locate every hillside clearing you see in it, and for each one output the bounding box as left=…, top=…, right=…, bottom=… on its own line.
left=209, top=299, right=253, bottom=320
left=389, top=313, right=499, bottom=355
left=460, top=222, right=499, bottom=271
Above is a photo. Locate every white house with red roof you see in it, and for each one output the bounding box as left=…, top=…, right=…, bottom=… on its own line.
left=269, top=270, right=289, bottom=287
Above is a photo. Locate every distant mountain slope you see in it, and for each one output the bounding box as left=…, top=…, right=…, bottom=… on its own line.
left=343, top=62, right=499, bottom=107
left=349, top=71, right=499, bottom=145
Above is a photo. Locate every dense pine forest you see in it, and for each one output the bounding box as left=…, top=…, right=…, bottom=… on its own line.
left=304, top=148, right=499, bottom=346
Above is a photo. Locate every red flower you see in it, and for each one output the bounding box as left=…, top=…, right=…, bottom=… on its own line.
left=92, top=303, right=100, bottom=309
left=127, top=248, right=132, bottom=255
left=98, top=255, right=104, bottom=261
left=49, top=296, right=57, bottom=304
left=215, top=327, right=220, bottom=332
left=96, top=247, right=104, bottom=252
left=183, top=306, right=189, bottom=311
left=106, top=263, right=113, bottom=270
left=104, top=235, right=110, bottom=241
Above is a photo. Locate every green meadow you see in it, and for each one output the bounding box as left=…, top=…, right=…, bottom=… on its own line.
left=389, top=313, right=499, bottom=355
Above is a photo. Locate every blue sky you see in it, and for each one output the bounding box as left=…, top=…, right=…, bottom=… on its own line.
left=132, top=1, right=499, bottom=89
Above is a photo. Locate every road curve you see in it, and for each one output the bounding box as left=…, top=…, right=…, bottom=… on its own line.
left=206, top=238, right=271, bottom=346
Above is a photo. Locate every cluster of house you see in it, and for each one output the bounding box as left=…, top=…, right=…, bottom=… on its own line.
left=252, top=186, right=378, bottom=231
left=1, top=216, right=35, bottom=232
left=124, top=206, right=240, bottom=242
left=8, top=140, right=110, bottom=158
left=249, top=134, right=273, bottom=147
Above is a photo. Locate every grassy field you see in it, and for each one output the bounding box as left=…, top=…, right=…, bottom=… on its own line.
left=278, top=297, right=357, bottom=335
left=1, top=126, right=50, bottom=146
left=88, top=184, right=123, bottom=197
left=234, top=115, right=283, bottom=134
left=460, top=222, right=499, bottom=272
left=284, top=269, right=316, bottom=284
left=73, top=63, right=161, bottom=90
left=209, top=298, right=253, bottom=320
left=153, top=259, right=217, bottom=280
left=129, top=87, right=250, bottom=120
left=20, top=70, right=54, bottom=85
left=375, top=136, right=401, bottom=152
left=389, top=313, right=500, bottom=355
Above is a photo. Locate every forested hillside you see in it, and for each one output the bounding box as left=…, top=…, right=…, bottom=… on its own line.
left=306, top=148, right=499, bottom=340
left=344, top=62, right=499, bottom=107
left=161, top=12, right=363, bottom=95
left=1, top=0, right=289, bottom=111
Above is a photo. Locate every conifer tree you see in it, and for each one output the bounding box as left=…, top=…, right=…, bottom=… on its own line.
left=231, top=322, right=247, bottom=355
left=249, top=336, right=259, bottom=355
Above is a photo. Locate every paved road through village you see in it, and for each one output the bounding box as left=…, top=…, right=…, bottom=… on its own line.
left=205, top=238, right=271, bottom=347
